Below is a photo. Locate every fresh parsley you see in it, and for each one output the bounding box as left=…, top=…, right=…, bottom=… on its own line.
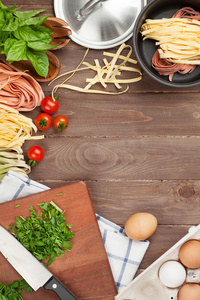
left=0, top=279, right=32, bottom=300
left=0, top=1, right=57, bottom=77
left=0, top=201, right=74, bottom=299
left=9, top=201, right=74, bottom=266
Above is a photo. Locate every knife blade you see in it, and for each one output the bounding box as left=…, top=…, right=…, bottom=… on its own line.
left=0, top=225, right=78, bottom=300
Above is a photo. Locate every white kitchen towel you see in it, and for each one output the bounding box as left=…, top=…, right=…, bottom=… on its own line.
left=0, top=170, right=149, bottom=291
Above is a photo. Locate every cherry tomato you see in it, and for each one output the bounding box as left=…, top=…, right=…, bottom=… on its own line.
left=35, top=113, right=52, bottom=130
left=41, top=96, right=59, bottom=114
left=27, top=145, right=44, bottom=167
left=53, top=115, right=68, bottom=132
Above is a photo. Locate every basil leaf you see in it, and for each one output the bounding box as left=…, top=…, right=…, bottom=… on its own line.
left=3, top=38, right=16, bottom=55
left=13, top=9, right=45, bottom=19
left=0, top=31, right=9, bottom=43
left=16, top=15, right=48, bottom=27
left=28, top=40, right=57, bottom=51
left=0, top=1, right=17, bottom=12
left=0, top=10, right=4, bottom=23
left=0, top=1, right=7, bottom=10
left=0, top=46, right=4, bottom=54
left=13, top=25, right=51, bottom=42
left=0, top=2, right=53, bottom=78
left=4, top=11, right=13, bottom=21
left=32, top=24, right=53, bottom=35
left=1, top=12, right=17, bottom=31
left=6, top=39, right=27, bottom=62
left=2, top=21, right=17, bottom=32
left=27, top=48, right=49, bottom=78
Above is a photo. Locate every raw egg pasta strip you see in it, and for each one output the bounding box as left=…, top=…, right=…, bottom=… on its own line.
left=141, top=18, right=200, bottom=63
left=52, top=84, right=129, bottom=95
left=0, top=62, right=44, bottom=111
left=0, top=103, right=44, bottom=148
left=141, top=7, right=200, bottom=80
left=49, top=48, right=90, bottom=86
left=102, top=58, right=121, bottom=89
left=51, top=43, right=142, bottom=96
left=0, top=147, right=31, bottom=180
left=103, top=52, right=138, bottom=64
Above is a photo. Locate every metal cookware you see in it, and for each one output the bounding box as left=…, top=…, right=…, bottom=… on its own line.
left=54, top=0, right=147, bottom=49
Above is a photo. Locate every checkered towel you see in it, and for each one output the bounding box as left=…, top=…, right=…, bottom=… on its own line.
left=0, top=170, right=149, bottom=291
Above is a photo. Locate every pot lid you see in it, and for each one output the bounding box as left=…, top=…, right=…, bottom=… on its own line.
left=54, top=0, right=147, bottom=49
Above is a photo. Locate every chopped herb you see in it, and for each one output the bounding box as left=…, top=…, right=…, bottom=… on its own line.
left=56, top=192, right=63, bottom=196
left=1, top=201, right=74, bottom=299
left=14, top=204, right=21, bottom=208
left=0, top=279, right=32, bottom=299
left=9, top=201, right=74, bottom=266
left=50, top=200, right=62, bottom=212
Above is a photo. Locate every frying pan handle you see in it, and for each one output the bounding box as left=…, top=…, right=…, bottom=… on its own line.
left=76, top=0, right=102, bottom=20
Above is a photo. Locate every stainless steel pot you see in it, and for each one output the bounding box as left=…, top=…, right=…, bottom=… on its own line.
left=54, top=0, right=147, bottom=49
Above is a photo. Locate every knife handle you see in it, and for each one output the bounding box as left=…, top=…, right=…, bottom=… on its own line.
left=44, top=276, right=78, bottom=300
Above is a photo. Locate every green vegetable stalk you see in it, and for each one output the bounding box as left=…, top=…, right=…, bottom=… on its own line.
left=0, top=1, right=57, bottom=77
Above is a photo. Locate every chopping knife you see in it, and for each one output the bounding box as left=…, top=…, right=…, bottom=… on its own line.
left=0, top=225, right=78, bottom=300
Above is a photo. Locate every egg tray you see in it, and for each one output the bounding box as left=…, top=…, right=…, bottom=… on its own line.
left=115, top=224, right=200, bottom=300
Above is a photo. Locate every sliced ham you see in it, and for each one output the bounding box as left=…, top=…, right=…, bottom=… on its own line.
left=0, top=62, right=44, bottom=111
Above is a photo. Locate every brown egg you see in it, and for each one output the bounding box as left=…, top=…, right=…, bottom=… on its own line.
left=124, top=212, right=157, bottom=240
left=178, top=283, right=200, bottom=300
left=179, top=240, right=200, bottom=269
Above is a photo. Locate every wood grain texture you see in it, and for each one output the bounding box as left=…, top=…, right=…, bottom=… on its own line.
left=2, top=0, right=200, bottom=296
left=24, top=91, right=200, bottom=137
left=23, top=137, right=200, bottom=181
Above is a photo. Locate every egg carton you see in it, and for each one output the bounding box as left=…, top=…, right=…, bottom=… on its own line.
left=115, top=224, right=200, bottom=300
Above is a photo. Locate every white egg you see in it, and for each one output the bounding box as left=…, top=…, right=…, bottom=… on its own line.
left=159, top=260, right=186, bottom=288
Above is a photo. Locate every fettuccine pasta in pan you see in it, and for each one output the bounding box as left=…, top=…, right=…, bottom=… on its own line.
left=141, top=7, right=200, bottom=81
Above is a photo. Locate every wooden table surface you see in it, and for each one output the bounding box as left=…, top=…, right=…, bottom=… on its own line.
left=9, top=0, right=200, bottom=293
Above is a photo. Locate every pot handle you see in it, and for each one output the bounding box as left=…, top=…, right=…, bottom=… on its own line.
left=76, top=0, right=102, bottom=20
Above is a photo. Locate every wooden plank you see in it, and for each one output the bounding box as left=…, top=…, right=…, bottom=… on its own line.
left=0, top=182, right=117, bottom=299
left=23, top=137, right=200, bottom=181
left=33, top=180, right=200, bottom=226
left=5, top=1, right=54, bottom=14
left=24, top=91, right=200, bottom=137
left=6, top=0, right=53, bottom=6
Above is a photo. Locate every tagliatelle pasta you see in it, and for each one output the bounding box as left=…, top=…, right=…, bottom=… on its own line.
left=50, top=43, right=142, bottom=96
left=0, top=103, right=44, bottom=148
left=0, top=62, right=44, bottom=111
left=141, top=7, right=200, bottom=81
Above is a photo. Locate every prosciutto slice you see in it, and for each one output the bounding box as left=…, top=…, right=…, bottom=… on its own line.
left=0, top=62, right=44, bottom=111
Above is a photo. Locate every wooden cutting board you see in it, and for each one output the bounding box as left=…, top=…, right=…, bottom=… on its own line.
left=0, top=181, right=117, bottom=300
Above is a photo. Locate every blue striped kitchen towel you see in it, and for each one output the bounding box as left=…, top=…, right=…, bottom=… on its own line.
left=0, top=170, right=149, bottom=292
